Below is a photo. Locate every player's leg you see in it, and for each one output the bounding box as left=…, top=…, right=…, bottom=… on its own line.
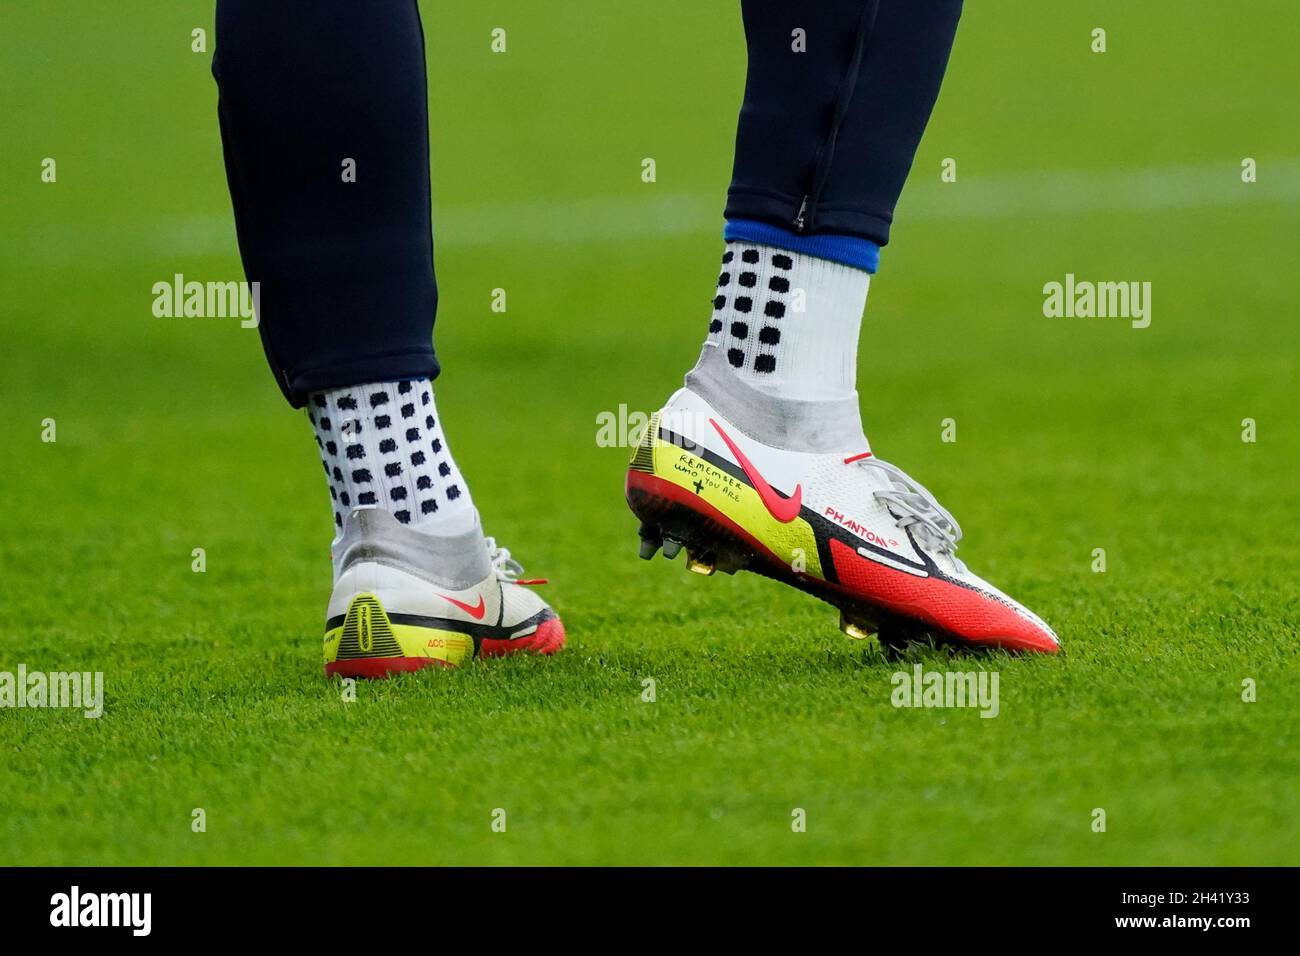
left=213, top=0, right=563, bottom=676
left=627, top=0, right=1058, bottom=652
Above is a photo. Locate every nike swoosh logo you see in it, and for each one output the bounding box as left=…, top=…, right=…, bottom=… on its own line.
left=709, top=418, right=802, bottom=523
left=438, top=593, right=486, bottom=620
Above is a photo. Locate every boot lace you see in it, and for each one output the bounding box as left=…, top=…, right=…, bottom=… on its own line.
left=846, top=454, right=965, bottom=572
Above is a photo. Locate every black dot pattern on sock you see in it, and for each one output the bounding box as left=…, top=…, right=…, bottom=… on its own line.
left=753, top=250, right=796, bottom=372
left=706, top=244, right=797, bottom=375
left=311, top=383, right=471, bottom=534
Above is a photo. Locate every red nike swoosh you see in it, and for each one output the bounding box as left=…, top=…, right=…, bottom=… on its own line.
left=438, top=593, right=486, bottom=620
left=709, top=418, right=802, bottom=523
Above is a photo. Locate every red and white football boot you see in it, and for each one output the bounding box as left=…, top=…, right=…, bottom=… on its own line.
left=626, top=356, right=1058, bottom=653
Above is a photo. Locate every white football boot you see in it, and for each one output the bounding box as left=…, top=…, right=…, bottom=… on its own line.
left=323, top=508, right=565, bottom=677
left=625, top=348, right=1059, bottom=653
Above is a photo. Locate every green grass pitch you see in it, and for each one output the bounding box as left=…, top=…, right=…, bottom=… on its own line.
left=1, top=1, right=1297, bottom=865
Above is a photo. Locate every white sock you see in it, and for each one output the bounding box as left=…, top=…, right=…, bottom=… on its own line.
left=308, top=379, right=477, bottom=539
left=704, top=241, right=869, bottom=402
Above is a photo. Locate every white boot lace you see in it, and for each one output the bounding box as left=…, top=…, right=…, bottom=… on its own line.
left=847, top=455, right=966, bottom=572
left=485, top=537, right=547, bottom=586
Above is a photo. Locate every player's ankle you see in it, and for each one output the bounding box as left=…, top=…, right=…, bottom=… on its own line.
left=306, top=379, right=478, bottom=539
left=701, top=224, right=874, bottom=403
left=684, top=345, right=866, bottom=454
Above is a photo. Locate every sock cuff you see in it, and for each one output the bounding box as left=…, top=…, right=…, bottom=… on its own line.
left=308, top=378, right=476, bottom=538
left=705, top=238, right=868, bottom=402
left=724, top=219, right=879, bottom=274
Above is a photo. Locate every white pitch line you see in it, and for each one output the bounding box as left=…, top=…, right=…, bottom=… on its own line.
left=24, top=159, right=1300, bottom=264
left=902, top=159, right=1300, bottom=221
